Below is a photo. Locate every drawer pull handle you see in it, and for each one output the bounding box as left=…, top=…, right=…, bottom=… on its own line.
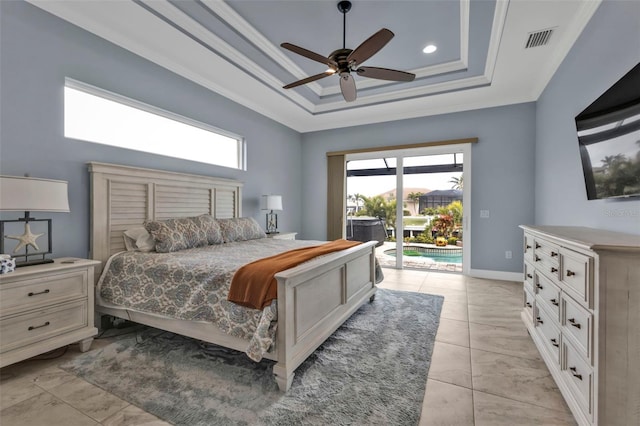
left=568, top=318, right=581, bottom=329
left=550, top=298, right=559, bottom=306
left=536, top=316, right=543, bottom=325
left=566, top=270, right=576, bottom=277
left=550, top=338, right=559, bottom=347
left=569, top=367, right=583, bottom=381
left=535, top=256, right=540, bottom=262
left=526, top=245, right=532, bottom=250
left=28, top=289, right=50, bottom=297
left=526, top=273, right=533, bottom=279
left=536, top=283, right=543, bottom=290
left=551, top=267, right=558, bottom=273
left=535, top=243, right=541, bottom=249
left=28, top=321, right=50, bottom=331
left=551, top=251, right=558, bottom=257
left=525, top=302, right=532, bottom=307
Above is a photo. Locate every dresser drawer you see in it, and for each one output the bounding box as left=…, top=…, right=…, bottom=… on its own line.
left=535, top=273, right=561, bottom=320
left=534, top=237, right=560, bottom=267
left=535, top=304, right=561, bottom=364
left=562, top=294, right=593, bottom=363
left=523, top=261, right=535, bottom=292
left=0, top=300, right=88, bottom=353
left=523, top=233, right=535, bottom=264
left=560, top=248, right=593, bottom=308
left=0, top=270, right=88, bottom=317
left=562, top=339, right=594, bottom=419
left=523, top=286, right=535, bottom=322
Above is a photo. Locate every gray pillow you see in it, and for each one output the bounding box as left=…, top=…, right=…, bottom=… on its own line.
left=144, top=215, right=223, bottom=253
left=217, top=217, right=267, bottom=242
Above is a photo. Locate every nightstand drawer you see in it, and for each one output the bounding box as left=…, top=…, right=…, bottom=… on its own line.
left=267, top=232, right=297, bottom=240
left=0, top=270, right=88, bottom=317
left=0, top=300, right=88, bottom=353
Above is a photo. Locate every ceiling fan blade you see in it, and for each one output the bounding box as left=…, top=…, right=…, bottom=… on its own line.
left=281, top=42, right=337, bottom=68
left=356, top=66, right=415, bottom=82
left=339, top=72, right=357, bottom=102
left=346, top=28, right=394, bottom=67
left=283, top=71, right=334, bottom=89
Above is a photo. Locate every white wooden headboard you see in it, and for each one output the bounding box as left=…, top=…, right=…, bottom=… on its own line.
left=88, top=162, right=243, bottom=273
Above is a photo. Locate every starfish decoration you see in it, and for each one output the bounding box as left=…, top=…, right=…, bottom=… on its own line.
left=5, top=223, right=45, bottom=253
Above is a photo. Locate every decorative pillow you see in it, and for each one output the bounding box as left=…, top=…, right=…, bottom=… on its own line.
left=122, top=226, right=155, bottom=252
left=217, top=217, right=266, bottom=242
left=193, top=214, right=224, bottom=245
left=144, top=215, right=223, bottom=253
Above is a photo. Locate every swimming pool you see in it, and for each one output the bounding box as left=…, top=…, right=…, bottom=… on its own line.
left=384, top=245, right=463, bottom=264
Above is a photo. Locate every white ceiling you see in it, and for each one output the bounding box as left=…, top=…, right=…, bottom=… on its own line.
left=27, top=0, right=602, bottom=133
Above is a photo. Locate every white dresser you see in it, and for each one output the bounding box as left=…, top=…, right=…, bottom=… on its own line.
left=520, top=226, right=639, bottom=426
left=0, top=258, right=100, bottom=367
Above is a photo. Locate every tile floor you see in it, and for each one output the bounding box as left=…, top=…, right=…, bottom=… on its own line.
left=0, top=269, right=577, bottom=425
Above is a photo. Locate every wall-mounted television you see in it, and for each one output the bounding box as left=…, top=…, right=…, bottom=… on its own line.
left=575, top=62, right=640, bottom=200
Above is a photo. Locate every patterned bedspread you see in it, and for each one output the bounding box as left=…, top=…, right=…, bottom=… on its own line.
left=97, top=238, right=344, bottom=361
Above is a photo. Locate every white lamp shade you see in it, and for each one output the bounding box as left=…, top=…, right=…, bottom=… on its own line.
left=261, top=195, right=283, bottom=211
left=0, top=176, right=70, bottom=212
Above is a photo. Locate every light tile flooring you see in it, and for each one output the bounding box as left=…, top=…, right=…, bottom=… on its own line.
left=379, top=269, right=576, bottom=426
left=0, top=269, right=577, bottom=425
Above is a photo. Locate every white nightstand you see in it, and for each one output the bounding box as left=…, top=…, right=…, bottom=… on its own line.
left=266, top=232, right=297, bottom=240
left=0, top=257, right=101, bottom=367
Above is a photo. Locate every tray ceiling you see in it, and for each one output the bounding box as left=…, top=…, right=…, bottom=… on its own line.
left=27, top=0, right=601, bottom=132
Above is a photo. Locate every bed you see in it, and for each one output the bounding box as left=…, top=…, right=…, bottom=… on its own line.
left=88, top=162, right=380, bottom=391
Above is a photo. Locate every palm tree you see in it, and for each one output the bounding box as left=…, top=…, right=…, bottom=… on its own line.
left=352, top=193, right=363, bottom=212
left=357, top=195, right=397, bottom=236
left=407, top=192, right=423, bottom=215
left=449, top=175, right=463, bottom=190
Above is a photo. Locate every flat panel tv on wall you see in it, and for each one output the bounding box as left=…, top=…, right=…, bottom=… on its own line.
left=575, top=62, right=640, bottom=200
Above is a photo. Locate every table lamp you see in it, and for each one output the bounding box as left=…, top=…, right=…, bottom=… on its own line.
left=0, top=175, right=70, bottom=266
left=261, top=195, right=282, bottom=234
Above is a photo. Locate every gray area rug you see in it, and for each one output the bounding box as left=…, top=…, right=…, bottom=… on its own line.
left=60, top=289, right=443, bottom=425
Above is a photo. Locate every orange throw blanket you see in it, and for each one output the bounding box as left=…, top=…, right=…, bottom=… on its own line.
left=228, top=239, right=362, bottom=309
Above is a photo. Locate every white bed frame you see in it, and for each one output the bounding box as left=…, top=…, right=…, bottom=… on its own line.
left=88, top=162, right=378, bottom=391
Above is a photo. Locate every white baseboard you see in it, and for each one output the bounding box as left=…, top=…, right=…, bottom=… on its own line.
left=468, top=268, right=522, bottom=282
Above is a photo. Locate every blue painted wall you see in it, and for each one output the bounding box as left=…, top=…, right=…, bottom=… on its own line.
left=0, top=1, right=303, bottom=259
left=535, top=0, right=640, bottom=234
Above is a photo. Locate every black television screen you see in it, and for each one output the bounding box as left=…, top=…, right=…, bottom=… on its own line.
left=575, top=62, right=640, bottom=200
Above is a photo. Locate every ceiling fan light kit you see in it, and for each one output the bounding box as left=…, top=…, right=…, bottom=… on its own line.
left=281, top=0, right=416, bottom=102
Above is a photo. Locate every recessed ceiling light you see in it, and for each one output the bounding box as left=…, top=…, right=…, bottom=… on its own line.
left=423, top=44, right=437, bottom=54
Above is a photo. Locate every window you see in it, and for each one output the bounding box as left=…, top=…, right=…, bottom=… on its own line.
left=64, top=79, right=245, bottom=169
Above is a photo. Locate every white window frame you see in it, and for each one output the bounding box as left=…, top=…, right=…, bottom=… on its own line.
left=64, top=78, right=245, bottom=170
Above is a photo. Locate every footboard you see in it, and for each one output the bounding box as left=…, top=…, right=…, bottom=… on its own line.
left=272, top=240, right=378, bottom=391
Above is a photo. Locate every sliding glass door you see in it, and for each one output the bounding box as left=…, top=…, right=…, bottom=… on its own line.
left=344, top=143, right=471, bottom=273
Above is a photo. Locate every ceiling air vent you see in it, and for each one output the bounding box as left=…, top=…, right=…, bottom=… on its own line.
left=525, top=28, right=554, bottom=49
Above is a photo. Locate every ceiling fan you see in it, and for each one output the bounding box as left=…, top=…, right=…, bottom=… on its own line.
left=280, top=0, right=416, bottom=102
